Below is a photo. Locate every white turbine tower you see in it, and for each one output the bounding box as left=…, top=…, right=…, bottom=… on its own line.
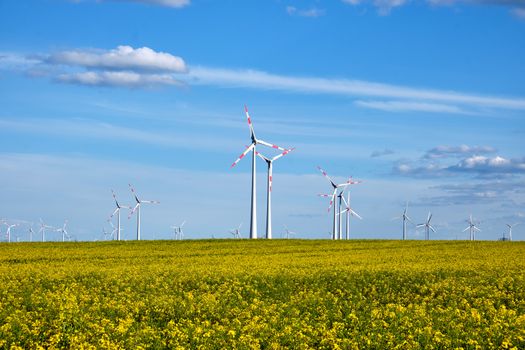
left=317, top=166, right=360, bottom=240
left=29, top=225, right=35, bottom=242
left=417, top=212, right=436, bottom=240
left=463, top=215, right=481, bottom=241
left=128, top=184, right=160, bottom=241
left=506, top=223, right=518, bottom=241
left=56, top=220, right=69, bottom=242
left=229, top=223, right=242, bottom=239
left=394, top=202, right=414, bottom=240
left=255, top=147, right=295, bottom=239
left=231, top=106, right=288, bottom=240
left=337, top=192, right=362, bottom=240
left=38, top=219, right=54, bottom=242
left=283, top=224, right=296, bottom=239
left=110, top=190, right=131, bottom=241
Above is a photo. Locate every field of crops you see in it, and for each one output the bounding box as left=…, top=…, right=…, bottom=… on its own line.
left=0, top=239, right=524, bottom=349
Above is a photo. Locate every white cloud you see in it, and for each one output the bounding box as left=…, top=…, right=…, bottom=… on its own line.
left=424, top=145, right=496, bottom=159
left=511, top=7, right=525, bottom=19
left=286, top=6, right=326, bottom=17
left=453, top=155, right=525, bottom=174
left=188, top=66, right=525, bottom=111
left=57, top=71, right=182, bottom=87
left=48, top=46, right=187, bottom=73
left=354, top=100, right=474, bottom=114
left=343, top=0, right=408, bottom=15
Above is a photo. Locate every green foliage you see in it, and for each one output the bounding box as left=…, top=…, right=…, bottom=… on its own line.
left=0, top=240, right=524, bottom=349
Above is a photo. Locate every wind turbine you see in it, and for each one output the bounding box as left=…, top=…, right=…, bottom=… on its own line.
left=506, top=223, right=518, bottom=241
left=229, top=223, right=242, bottom=239
left=283, top=224, right=296, bottom=239
left=255, top=147, right=295, bottom=239
left=317, top=166, right=361, bottom=240
left=29, top=225, right=35, bottom=242
left=417, top=212, right=436, bottom=240
left=55, top=220, right=69, bottom=242
left=394, top=202, right=414, bottom=240
left=337, top=192, right=362, bottom=240
left=171, top=221, right=186, bottom=240
left=5, top=223, right=19, bottom=243
left=231, top=106, right=288, bottom=239
left=38, top=219, right=54, bottom=242
left=463, top=215, right=481, bottom=241
left=110, top=190, right=131, bottom=241
left=128, top=184, right=159, bottom=241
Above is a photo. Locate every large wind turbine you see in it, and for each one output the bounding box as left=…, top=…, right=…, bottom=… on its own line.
left=110, top=190, right=131, bottom=241
left=506, top=223, right=518, bottom=241
left=317, top=166, right=360, bottom=240
left=463, top=215, right=480, bottom=241
left=417, top=212, right=435, bottom=240
left=231, top=106, right=288, bottom=239
left=255, top=147, right=295, bottom=239
left=337, top=192, right=362, bottom=240
left=394, top=202, right=414, bottom=240
left=128, top=184, right=160, bottom=241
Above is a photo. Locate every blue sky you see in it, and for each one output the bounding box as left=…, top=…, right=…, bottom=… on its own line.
left=1, top=0, right=524, bottom=241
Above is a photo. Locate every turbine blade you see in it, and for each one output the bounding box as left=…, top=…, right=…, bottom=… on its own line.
left=462, top=226, right=470, bottom=232
left=429, top=225, right=436, bottom=233
left=327, top=188, right=337, bottom=212
left=141, top=200, right=160, bottom=204
left=271, top=147, right=295, bottom=161
left=128, top=204, right=140, bottom=219
left=317, top=166, right=337, bottom=188
left=244, top=105, right=256, bottom=140
left=351, top=209, right=362, bottom=220
left=231, top=143, right=255, bottom=168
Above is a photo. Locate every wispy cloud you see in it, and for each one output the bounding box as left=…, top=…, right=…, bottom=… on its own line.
left=511, top=7, right=525, bottom=19
left=424, top=145, right=496, bottom=159
left=57, top=71, right=183, bottom=87
left=354, top=100, right=475, bottom=114
left=188, top=66, right=525, bottom=111
left=371, top=149, right=395, bottom=158
left=72, top=0, right=190, bottom=8
left=286, top=6, right=326, bottom=17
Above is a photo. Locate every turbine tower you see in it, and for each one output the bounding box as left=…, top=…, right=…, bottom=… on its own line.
left=417, top=212, right=435, bottom=240
left=394, top=202, right=414, bottom=240
left=128, top=184, right=159, bottom=241
left=506, top=223, right=518, bottom=241
left=231, top=106, right=288, bottom=239
left=337, top=192, right=362, bottom=240
left=110, top=190, right=131, bottom=241
left=463, top=215, right=480, bottom=241
left=255, top=147, right=295, bottom=239
left=317, top=166, right=360, bottom=240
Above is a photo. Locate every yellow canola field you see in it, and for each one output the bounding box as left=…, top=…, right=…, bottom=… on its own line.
left=0, top=239, right=524, bottom=349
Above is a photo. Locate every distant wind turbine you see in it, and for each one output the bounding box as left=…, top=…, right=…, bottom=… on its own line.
left=506, top=223, right=518, bottom=241
left=463, top=215, right=480, bottom=241
left=283, top=224, right=296, bottom=239
left=231, top=106, right=289, bottom=239
left=29, top=225, right=35, bottom=242
left=38, top=219, right=54, bottom=242
left=255, top=147, right=295, bottom=239
left=417, top=212, right=436, bottom=240
left=5, top=223, right=19, bottom=243
left=337, top=192, right=362, bottom=240
left=110, top=190, right=131, bottom=241
left=394, top=202, right=414, bottom=240
left=128, top=184, right=159, bottom=241
left=229, top=223, right=242, bottom=239
left=55, top=220, right=69, bottom=242
left=171, top=221, right=186, bottom=240
left=317, top=166, right=361, bottom=240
